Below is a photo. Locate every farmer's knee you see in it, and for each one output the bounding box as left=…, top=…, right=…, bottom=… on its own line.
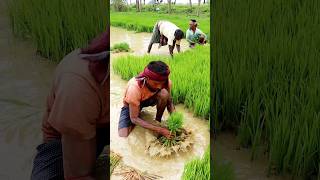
left=158, top=89, right=169, bottom=101
left=118, top=128, right=129, bottom=137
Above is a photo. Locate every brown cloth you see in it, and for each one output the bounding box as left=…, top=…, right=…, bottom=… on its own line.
left=40, top=48, right=109, bottom=179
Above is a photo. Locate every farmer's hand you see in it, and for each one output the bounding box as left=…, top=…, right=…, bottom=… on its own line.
left=159, top=128, right=173, bottom=139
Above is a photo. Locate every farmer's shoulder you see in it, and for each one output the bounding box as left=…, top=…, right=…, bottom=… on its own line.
left=127, top=77, right=141, bottom=91
left=54, top=49, right=95, bottom=85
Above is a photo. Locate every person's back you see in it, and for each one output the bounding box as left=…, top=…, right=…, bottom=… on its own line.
left=32, top=31, right=110, bottom=180
left=42, top=49, right=109, bottom=142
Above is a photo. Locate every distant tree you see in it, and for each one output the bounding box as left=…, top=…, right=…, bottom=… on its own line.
left=136, top=0, right=140, bottom=11
left=203, top=0, right=205, bottom=4
left=189, top=0, right=192, bottom=8
left=168, top=0, right=171, bottom=14
left=197, top=0, right=201, bottom=16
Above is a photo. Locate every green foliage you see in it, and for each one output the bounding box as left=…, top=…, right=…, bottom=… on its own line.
left=111, top=42, right=130, bottom=52
left=182, top=147, right=210, bottom=180
left=166, top=112, right=183, bottom=132
left=213, top=0, right=320, bottom=177
left=126, top=4, right=210, bottom=17
left=7, top=0, right=107, bottom=61
left=110, top=11, right=210, bottom=36
left=110, top=152, right=121, bottom=174
left=113, top=46, right=210, bottom=118
left=111, top=0, right=128, bottom=12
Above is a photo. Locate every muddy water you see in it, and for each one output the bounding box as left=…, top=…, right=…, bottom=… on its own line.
left=110, top=26, right=189, bottom=56
left=110, top=27, right=209, bottom=179
left=215, top=133, right=293, bottom=180
left=0, top=1, right=56, bottom=179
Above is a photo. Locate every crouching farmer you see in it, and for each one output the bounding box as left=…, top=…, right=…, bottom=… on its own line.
left=118, top=61, right=175, bottom=139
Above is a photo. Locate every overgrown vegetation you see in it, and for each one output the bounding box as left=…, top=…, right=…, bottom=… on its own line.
left=111, top=42, right=130, bottom=53
left=113, top=46, right=210, bottom=118
left=110, top=11, right=209, bottom=36
left=213, top=0, right=320, bottom=178
left=7, top=0, right=107, bottom=61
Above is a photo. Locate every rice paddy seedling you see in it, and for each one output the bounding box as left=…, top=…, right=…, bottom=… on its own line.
left=157, top=112, right=184, bottom=147
left=111, top=11, right=210, bottom=37
left=7, top=0, right=107, bottom=61
left=113, top=46, right=210, bottom=119
left=182, top=147, right=210, bottom=180
left=111, top=42, right=130, bottom=52
left=114, top=165, right=162, bottom=180
left=213, top=0, right=320, bottom=177
left=110, top=152, right=121, bottom=174
left=166, top=112, right=183, bottom=133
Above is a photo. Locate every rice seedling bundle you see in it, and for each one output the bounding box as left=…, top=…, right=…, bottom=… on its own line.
left=113, top=46, right=210, bottom=118
left=8, top=0, right=107, bottom=61
left=146, top=112, right=194, bottom=157
left=113, top=165, right=162, bottom=180
left=111, top=42, right=131, bottom=53
left=110, top=152, right=121, bottom=174
left=213, top=0, right=320, bottom=177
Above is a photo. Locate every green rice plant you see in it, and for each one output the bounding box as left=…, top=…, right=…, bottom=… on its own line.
left=159, top=112, right=184, bottom=147
left=166, top=112, right=183, bottom=133
left=182, top=147, right=211, bottom=180
left=7, top=0, right=107, bottom=61
left=111, top=42, right=130, bottom=52
left=113, top=46, right=210, bottom=118
left=110, top=11, right=210, bottom=37
left=110, top=152, right=121, bottom=174
left=213, top=0, right=320, bottom=177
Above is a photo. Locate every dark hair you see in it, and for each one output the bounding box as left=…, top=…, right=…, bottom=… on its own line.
left=147, top=61, right=169, bottom=75
left=174, top=29, right=184, bottom=40
left=190, top=19, right=197, bottom=23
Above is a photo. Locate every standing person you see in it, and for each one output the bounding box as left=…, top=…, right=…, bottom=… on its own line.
left=118, top=61, right=175, bottom=138
left=31, top=29, right=110, bottom=180
left=186, top=19, right=207, bottom=48
left=147, top=20, right=184, bottom=57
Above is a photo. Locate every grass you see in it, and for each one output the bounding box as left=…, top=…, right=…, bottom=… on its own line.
left=110, top=11, right=210, bottom=36
left=213, top=0, right=320, bottom=178
left=111, top=42, right=130, bottom=52
left=7, top=0, right=108, bottom=61
left=182, top=147, right=210, bottom=180
left=113, top=46, right=210, bottom=119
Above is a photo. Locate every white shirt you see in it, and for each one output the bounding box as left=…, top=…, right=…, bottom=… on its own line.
left=158, top=21, right=181, bottom=46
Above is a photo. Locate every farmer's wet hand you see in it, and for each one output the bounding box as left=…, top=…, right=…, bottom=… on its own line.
left=160, top=128, right=172, bottom=139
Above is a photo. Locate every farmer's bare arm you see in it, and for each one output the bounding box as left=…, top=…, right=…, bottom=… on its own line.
left=129, top=103, right=171, bottom=138
left=167, top=94, right=175, bottom=114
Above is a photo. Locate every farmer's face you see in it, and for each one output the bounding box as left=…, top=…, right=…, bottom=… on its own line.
left=189, top=21, right=196, bottom=29
left=146, top=79, right=166, bottom=92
